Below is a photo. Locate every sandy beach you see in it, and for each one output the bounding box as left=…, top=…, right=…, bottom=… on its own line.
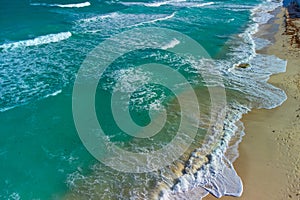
left=205, top=6, right=300, bottom=200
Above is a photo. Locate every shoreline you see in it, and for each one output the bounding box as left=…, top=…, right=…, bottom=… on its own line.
left=205, top=6, right=300, bottom=200
left=62, top=3, right=299, bottom=200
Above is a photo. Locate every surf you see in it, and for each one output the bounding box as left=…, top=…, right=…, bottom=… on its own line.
left=30, top=1, right=91, bottom=8
left=0, top=32, right=72, bottom=50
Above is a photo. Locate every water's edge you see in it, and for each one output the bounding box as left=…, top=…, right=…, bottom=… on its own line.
left=161, top=2, right=287, bottom=199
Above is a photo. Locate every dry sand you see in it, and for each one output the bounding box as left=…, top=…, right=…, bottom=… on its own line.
left=205, top=7, right=300, bottom=200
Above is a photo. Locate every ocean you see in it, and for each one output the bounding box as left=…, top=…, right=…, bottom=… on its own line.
left=0, top=0, right=287, bottom=199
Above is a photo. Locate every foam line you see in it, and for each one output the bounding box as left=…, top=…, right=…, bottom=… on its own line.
left=0, top=32, right=72, bottom=50
left=30, top=2, right=91, bottom=8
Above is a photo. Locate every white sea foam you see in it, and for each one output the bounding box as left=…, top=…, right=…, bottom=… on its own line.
left=128, top=12, right=176, bottom=28
left=110, top=68, right=152, bottom=93
left=44, top=90, right=62, bottom=98
left=120, top=0, right=214, bottom=8
left=8, top=192, right=21, bottom=200
left=161, top=38, right=180, bottom=50
left=79, top=12, right=119, bottom=23
left=212, top=4, right=254, bottom=12
left=1, top=1, right=287, bottom=199
left=0, top=106, right=18, bottom=113
left=121, top=0, right=185, bottom=7
left=251, top=0, right=281, bottom=24
left=56, top=2, right=91, bottom=8
left=0, top=32, right=72, bottom=50
left=161, top=103, right=249, bottom=199
left=0, top=31, right=77, bottom=113
left=253, top=37, right=271, bottom=50
left=77, top=12, right=176, bottom=35
left=103, top=67, right=167, bottom=111
left=227, top=0, right=282, bottom=71
left=161, top=1, right=287, bottom=199
left=30, top=1, right=91, bottom=8
left=190, top=2, right=215, bottom=7
left=144, top=1, right=173, bottom=7
left=146, top=12, right=175, bottom=23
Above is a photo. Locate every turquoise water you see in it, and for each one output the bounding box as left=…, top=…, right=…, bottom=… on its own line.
left=0, top=0, right=287, bottom=199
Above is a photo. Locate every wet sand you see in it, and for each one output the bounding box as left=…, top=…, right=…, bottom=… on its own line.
left=205, top=7, right=300, bottom=200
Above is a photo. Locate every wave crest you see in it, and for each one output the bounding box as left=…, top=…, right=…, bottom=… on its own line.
left=120, top=0, right=215, bottom=8
left=30, top=1, right=91, bottom=8
left=0, top=32, right=72, bottom=50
